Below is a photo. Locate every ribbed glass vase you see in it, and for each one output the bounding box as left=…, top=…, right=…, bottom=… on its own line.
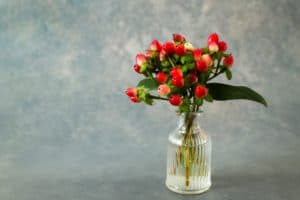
left=165, top=112, right=211, bottom=194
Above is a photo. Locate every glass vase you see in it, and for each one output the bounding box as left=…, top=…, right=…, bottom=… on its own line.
left=166, top=112, right=212, bottom=194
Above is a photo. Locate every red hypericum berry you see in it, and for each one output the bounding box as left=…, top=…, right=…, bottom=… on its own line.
left=193, top=49, right=202, bottom=61
left=196, top=60, right=209, bottom=72
left=175, top=44, right=186, bottom=56
left=125, top=87, right=138, bottom=97
left=218, top=41, right=227, bottom=52
left=133, top=64, right=141, bottom=73
left=223, top=54, right=234, bottom=67
left=207, top=32, right=219, bottom=44
left=188, top=73, right=198, bottom=84
left=195, top=85, right=208, bottom=98
left=159, top=49, right=166, bottom=61
left=157, top=84, right=171, bottom=96
left=172, top=33, right=186, bottom=42
left=150, top=39, right=162, bottom=51
left=169, top=94, right=182, bottom=106
left=162, top=42, right=176, bottom=54
left=170, top=67, right=183, bottom=77
left=156, top=72, right=168, bottom=84
left=202, top=54, right=213, bottom=66
left=136, top=53, right=147, bottom=66
left=171, top=76, right=184, bottom=88
left=208, top=42, right=219, bottom=52
left=130, top=96, right=140, bottom=103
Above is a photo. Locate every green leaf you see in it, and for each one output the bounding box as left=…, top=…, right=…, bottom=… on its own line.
left=194, top=98, right=203, bottom=106
left=178, top=103, right=190, bottom=112
left=207, top=83, right=267, bottom=107
left=180, top=54, right=193, bottom=64
left=225, top=69, right=232, bottom=80
left=137, top=78, right=158, bottom=91
left=184, top=63, right=195, bottom=70
left=182, top=65, right=188, bottom=73
left=144, top=95, right=153, bottom=105
left=204, top=94, right=213, bottom=102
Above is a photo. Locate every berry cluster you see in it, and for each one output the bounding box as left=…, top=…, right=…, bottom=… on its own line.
left=126, top=33, right=234, bottom=112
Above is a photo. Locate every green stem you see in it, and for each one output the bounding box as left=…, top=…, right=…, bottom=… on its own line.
left=148, top=95, right=168, bottom=101
left=167, top=56, right=175, bottom=67
left=208, top=56, right=223, bottom=81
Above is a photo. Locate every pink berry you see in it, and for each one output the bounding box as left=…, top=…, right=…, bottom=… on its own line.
left=169, top=94, right=182, bottom=106
left=145, top=50, right=153, bottom=58
left=156, top=72, right=168, bottom=84
left=207, top=33, right=219, bottom=44
left=208, top=42, right=219, bottom=52
left=157, top=84, right=171, bottom=96
left=136, top=53, right=147, bottom=66
left=202, top=54, right=213, bottom=66
left=150, top=40, right=162, bottom=51
left=159, top=49, right=166, bottom=61
left=195, top=85, right=208, bottom=98
left=223, top=54, right=234, bottom=67
left=218, top=41, right=227, bottom=52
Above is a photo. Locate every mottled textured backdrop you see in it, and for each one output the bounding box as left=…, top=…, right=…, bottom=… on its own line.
left=0, top=0, right=299, bottom=199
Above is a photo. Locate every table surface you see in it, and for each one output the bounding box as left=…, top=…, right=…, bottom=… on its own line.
left=0, top=0, right=299, bottom=199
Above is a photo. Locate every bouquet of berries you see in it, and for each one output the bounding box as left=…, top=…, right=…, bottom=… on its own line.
left=125, top=33, right=267, bottom=112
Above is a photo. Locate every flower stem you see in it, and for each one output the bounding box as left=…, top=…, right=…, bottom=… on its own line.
left=167, top=56, right=175, bottom=67
left=148, top=95, right=168, bottom=101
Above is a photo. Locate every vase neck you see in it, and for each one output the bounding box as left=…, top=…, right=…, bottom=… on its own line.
left=178, top=112, right=202, bottom=134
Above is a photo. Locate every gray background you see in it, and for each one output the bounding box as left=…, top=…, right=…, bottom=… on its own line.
left=0, top=0, right=299, bottom=199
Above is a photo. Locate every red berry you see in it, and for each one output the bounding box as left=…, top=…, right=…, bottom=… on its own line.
left=150, top=40, right=162, bottom=51
left=188, top=73, right=198, bottom=84
left=207, top=33, right=219, bottom=44
left=192, top=49, right=202, bottom=61
left=223, top=54, right=234, bottom=67
left=175, top=44, right=186, bottom=56
left=171, top=76, right=184, bottom=88
left=218, top=41, right=227, bottom=52
left=157, top=84, right=171, bottom=96
left=195, top=85, right=208, bottom=98
left=156, top=72, right=168, bottom=84
left=136, top=54, right=147, bottom=66
left=162, top=42, right=176, bottom=54
left=134, top=64, right=141, bottom=73
left=172, top=33, right=186, bottom=42
left=196, top=60, right=208, bottom=72
left=170, top=67, right=183, bottom=77
left=169, top=94, right=182, bottom=106
left=125, top=87, right=138, bottom=97
left=130, top=96, right=140, bottom=103
left=208, top=42, right=219, bottom=52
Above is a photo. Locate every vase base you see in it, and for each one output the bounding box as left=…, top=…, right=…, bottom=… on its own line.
left=165, top=182, right=211, bottom=195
